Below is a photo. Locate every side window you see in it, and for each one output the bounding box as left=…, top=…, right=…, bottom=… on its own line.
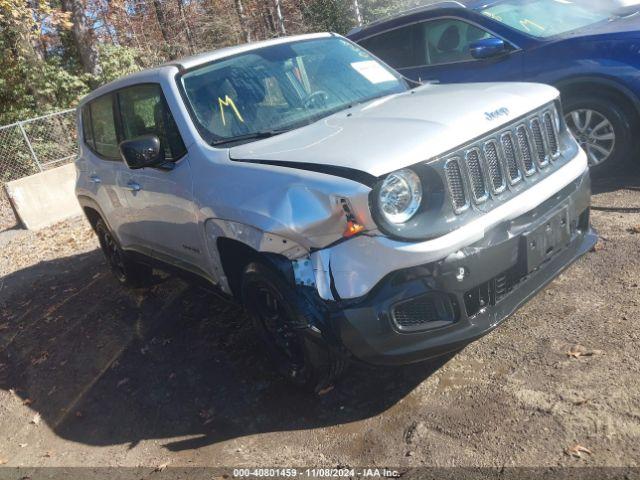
left=81, top=105, right=95, bottom=151
left=419, top=19, right=496, bottom=66
left=117, top=84, right=186, bottom=162
left=89, top=94, right=120, bottom=160
left=359, top=25, right=416, bottom=69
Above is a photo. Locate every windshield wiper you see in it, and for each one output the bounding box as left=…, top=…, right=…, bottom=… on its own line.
left=211, top=129, right=290, bottom=146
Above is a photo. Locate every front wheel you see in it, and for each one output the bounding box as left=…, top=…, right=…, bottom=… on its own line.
left=240, top=261, right=346, bottom=393
left=563, top=94, right=632, bottom=175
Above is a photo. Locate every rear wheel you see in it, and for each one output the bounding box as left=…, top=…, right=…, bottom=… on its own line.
left=563, top=94, right=633, bottom=175
left=241, top=261, right=346, bottom=393
left=95, top=219, right=151, bottom=287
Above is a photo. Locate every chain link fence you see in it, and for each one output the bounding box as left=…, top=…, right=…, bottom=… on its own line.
left=0, top=109, right=79, bottom=185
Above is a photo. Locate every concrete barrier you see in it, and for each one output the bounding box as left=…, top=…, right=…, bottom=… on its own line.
left=5, top=163, right=82, bottom=230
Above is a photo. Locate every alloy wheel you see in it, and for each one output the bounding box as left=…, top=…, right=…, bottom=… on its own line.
left=253, top=286, right=305, bottom=373
left=565, top=108, right=616, bottom=166
left=101, top=228, right=127, bottom=283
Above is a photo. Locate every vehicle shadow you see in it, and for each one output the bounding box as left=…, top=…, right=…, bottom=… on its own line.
left=591, top=165, right=640, bottom=196
left=0, top=250, right=450, bottom=451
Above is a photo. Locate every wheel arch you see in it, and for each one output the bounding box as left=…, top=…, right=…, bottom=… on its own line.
left=215, top=236, right=296, bottom=300
left=555, top=75, right=640, bottom=127
left=77, top=195, right=108, bottom=232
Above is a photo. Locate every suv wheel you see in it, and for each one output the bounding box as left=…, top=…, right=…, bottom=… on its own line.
left=563, top=94, right=633, bottom=175
left=95, top=219, right=151, bottom=287
left=241, top=261, right=346, bottom=393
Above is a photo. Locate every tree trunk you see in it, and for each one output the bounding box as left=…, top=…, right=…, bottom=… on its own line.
left=274, top=0, right=286, bottom=35
left=61, top=0, right=102, bottom=77
left=152, top=0, right=175, bottom=59
left=353, top=0, right=363, bottom=26
left=233, top=0, right=251, bottom=43
left=177, top=0, right=195, bottom=54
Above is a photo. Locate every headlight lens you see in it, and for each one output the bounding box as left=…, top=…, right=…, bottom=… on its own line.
left=378, top=169, right=423, bottom=224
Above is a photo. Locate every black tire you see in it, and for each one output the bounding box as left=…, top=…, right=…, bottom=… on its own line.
left=95, top=218, right=152, bottom=287
left=240, top=261, right=346, bottom=393
left=563, top=93, right=633, bottom=176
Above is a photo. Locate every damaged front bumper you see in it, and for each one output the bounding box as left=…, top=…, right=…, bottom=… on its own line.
left=311, top=153, right=596, bottom=366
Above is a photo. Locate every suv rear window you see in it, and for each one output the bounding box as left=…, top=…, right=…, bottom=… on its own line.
left=89, top=94, right=120, bottom=160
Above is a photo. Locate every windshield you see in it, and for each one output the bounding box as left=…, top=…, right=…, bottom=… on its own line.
left=479, top=0, right=615, bottom=38
left=180, top=36, right=407, bottom=145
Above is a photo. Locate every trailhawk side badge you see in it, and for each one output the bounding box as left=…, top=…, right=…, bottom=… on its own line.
left=485, top=107, right=510, bottom=121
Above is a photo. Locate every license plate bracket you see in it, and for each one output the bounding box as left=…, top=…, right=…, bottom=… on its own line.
left=523, top=207, right=571, bottom=273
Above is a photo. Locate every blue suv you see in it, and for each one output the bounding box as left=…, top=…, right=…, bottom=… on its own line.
left=348, top=0, right=640, bottom=174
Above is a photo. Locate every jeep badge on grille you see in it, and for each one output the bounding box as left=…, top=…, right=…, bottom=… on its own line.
left=485, top=107, right=510, bottom=121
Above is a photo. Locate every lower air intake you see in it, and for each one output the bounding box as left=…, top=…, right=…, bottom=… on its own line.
left=391, top=293, right=457, bottom=332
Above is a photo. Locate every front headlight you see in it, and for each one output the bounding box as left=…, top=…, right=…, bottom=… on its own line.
left=378, top=169, right=423, bottom=224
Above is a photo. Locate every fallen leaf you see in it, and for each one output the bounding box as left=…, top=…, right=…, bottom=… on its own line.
left=627, top=225, right=640, bottom=235
left=31, top=351, right=49, bottom=366
left=22, top=398, right=33, bottom=406
left=154, top=463, right=168, bottom=472
left=565, top=444, right=592, bottom=458
left=317, top=385, right=334, bottom=396
left=591, top=240, right=605, bottom=252
left=116, top=378, right=130, bottom=388
left=566, top=345, right=603, bottom=359
left=572, top=398, right=590, bottom=406
left=30, top=413, right=41, bottom=425
left=43, top=451, right=53, bottom=458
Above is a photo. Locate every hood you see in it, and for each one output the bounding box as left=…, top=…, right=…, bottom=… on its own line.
left=230, top=82, right=559, bottom=178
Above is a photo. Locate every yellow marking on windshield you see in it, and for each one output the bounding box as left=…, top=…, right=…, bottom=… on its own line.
left=218, top=95, right=245, bottom=126
left=519, top=18, right=546, bottom=32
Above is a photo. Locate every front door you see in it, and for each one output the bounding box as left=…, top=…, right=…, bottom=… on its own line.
left=115, top=84, right=203, bottom=269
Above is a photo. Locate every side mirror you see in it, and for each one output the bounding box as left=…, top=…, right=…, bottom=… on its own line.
left=119, top=135, right=165, bottom=169
left=470, top=38, right=508, bottom=60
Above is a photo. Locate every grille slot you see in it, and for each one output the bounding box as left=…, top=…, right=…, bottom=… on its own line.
left=444, top=158, right=467, bottom=212
left=465, top=148, right=488, bottom=203
left=500, top=132, right=522, bottom=184
left=483, top=140, right=506, bottom=193
left=516, top=124, right=536, bottom=175
left=543, top=111, right=559, bottom=158
left=530, top=117, right=549, bottom=166
left=391, top=293, right=457, bottom=332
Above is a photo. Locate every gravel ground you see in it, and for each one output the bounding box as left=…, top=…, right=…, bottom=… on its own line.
left=0, top=175, right=638, bottom=475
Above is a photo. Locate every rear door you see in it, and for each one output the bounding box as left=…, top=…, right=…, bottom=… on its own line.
left=115, top=84, right=202, bottom=269
left=81, top=94, right=135, bottom=247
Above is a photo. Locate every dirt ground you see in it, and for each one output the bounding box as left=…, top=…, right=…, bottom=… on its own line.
left=0, top=174, right=639, bottom=475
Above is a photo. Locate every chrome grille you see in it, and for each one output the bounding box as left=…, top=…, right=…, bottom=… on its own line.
left=484, top=140, right=506, bottom=193
left=516, top=124, right=535, bottom=174
left=444, top=158, right=467, bottom=212
left=465, top=148, right=488, bottom=202
left=500, top=132, right=522, bottom=184
left=442, top=104, right=563, bottom=214
left=543, top=112, right=559, bottom=157
left=530, top=117, right=549, bottom=167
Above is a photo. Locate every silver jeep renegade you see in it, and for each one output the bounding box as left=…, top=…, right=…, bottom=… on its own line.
left=75, top=33, right=596, bottom=391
